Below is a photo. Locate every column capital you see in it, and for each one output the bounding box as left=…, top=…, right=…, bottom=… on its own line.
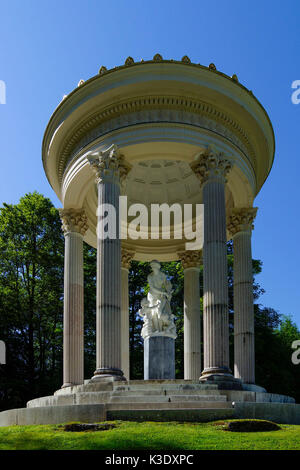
left=59, top=208, right=88, bottom=236
left=227, top=207, right=258, bottom=237
left=190, top=144, right=232, bottom=186
left=87, top=144, right=132, bottom=185
left=121, top=248, right=135, bottom=269
left=178, top=250, right=202, bottom=270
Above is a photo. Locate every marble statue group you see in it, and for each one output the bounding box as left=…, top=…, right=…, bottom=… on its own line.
left=139, top=260, right=177, bottom=340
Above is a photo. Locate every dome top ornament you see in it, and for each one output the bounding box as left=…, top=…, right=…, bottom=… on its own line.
left=153, top=53, right=163, bottom=61
left=181, top=55, right=191, bottom=64
left=125, top=56, right=134, bottom=66
left=98, top=65, right=107, bottom=75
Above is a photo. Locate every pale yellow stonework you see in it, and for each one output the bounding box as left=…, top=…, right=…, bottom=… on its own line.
left=42, top=56, right=274, bottom=385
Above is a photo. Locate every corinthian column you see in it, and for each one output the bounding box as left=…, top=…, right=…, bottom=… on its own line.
left=59, top=208, right=88, bottom=388
left=178, top=251, right=202, bottom=380
left=121, top=248, right=135, bottom=380
left=191, top=145, right=233, bottom=382
left=228, top=207, right=257, bottom=384
left=88, top=145, right=131, bottom=381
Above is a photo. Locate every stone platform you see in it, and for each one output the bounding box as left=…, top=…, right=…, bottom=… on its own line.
left=144, top=337, right=175, bottom=380
left=0, top=380, right=299, bottom=426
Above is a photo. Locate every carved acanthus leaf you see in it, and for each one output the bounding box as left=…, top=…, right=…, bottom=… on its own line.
left=227, top=207, right=258, bottom=236
left=87, top=144, right=132, bottom=184
left=121, top=248, right=135, bottom=269
left=190, top=145, right=232, bottom=185
left=59, top=208, right=88, bottom=235
left=178, top=250, right=202, bottom=269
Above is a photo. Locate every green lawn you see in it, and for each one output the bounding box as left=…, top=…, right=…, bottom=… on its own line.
left=0, top=420, right=299, bottom=450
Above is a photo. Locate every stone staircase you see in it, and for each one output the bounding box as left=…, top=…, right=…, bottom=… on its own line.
left=107, top=382, right=230, bottom=409
left=1, top=379, right=296, bottom=426
left=106, top=382, right=233, bottom=420
left=26, top=380, right=233, bottom=421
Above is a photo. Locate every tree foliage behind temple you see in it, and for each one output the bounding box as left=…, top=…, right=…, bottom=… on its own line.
left=0, top=193, right=64, bottom=410
left=0, top=192, right=299, bottom=411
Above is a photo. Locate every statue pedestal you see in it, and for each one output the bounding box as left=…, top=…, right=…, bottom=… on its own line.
left=144, top=336, right=175, bottom=380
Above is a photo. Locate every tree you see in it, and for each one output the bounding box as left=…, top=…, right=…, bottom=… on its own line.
left=0, top=193, right=100, bottom=410
left=0, top=192, right=64, bottom=411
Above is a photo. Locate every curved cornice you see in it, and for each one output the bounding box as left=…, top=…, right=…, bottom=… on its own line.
left=43, top=57, right=275, bottom=159
left=56, top=94, right=256, bottom=183
left=42, top=58, right=275, bottom=201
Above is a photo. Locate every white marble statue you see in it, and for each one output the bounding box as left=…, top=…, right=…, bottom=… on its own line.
left=139, top=260, right=177, bottom=340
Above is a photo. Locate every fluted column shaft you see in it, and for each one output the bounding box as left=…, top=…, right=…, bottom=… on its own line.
left=184, top=267, right=201, bottom=379
left=233, top=231, right=255, bottom=383
left=178, top=250, right=202, bottom=380
left=60, top=209, right=88, bottom=388
left=96, top=181, right=122, bottom=378
left=190, top=145, right=233, bottom=381
left=88, top=145, right=131, bottom=381
left=202, top=179, right=230, bottom=377
left=228, top=207, right=257, bottom=384
left=63, top=233, right=84, bottom=387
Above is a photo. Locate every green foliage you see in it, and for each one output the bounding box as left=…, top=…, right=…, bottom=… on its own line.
left=0, top=192, right=64, bottom=410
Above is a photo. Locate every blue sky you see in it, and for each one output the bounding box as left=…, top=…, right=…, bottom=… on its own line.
left=0, top=0, right=299, bottom=326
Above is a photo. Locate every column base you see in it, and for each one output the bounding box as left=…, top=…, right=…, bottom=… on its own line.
left=199, top=367, right=243, bottom=390
left=61, top=383, right=73, bottom=389
left=90, top=368, right=126, bottom=382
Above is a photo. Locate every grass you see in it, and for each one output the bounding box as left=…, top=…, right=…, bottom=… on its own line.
left=0, top=420, right=299, bottom=450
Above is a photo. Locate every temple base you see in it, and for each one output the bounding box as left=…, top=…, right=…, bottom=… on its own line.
left=2, top=381, right=297, bottom=427
left=144, top=336, right=175, bottom=380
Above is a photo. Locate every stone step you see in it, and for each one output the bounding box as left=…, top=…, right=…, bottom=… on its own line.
left=54, top=382, right=114, bottom=396
left=109, top=394, right=227, bottom=403
left=114, top=383, right=218, bottom=392
left=127, top=380, right=201, bottom=385
left=111, top=389, right=223, bottom=397
left=28, top=390, right=228, bottom=408
left=54, top=381, right=219, bottom=396
left=106, top=401, right=232, bottom=410
left=106, top=407, right=234, bottom=422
